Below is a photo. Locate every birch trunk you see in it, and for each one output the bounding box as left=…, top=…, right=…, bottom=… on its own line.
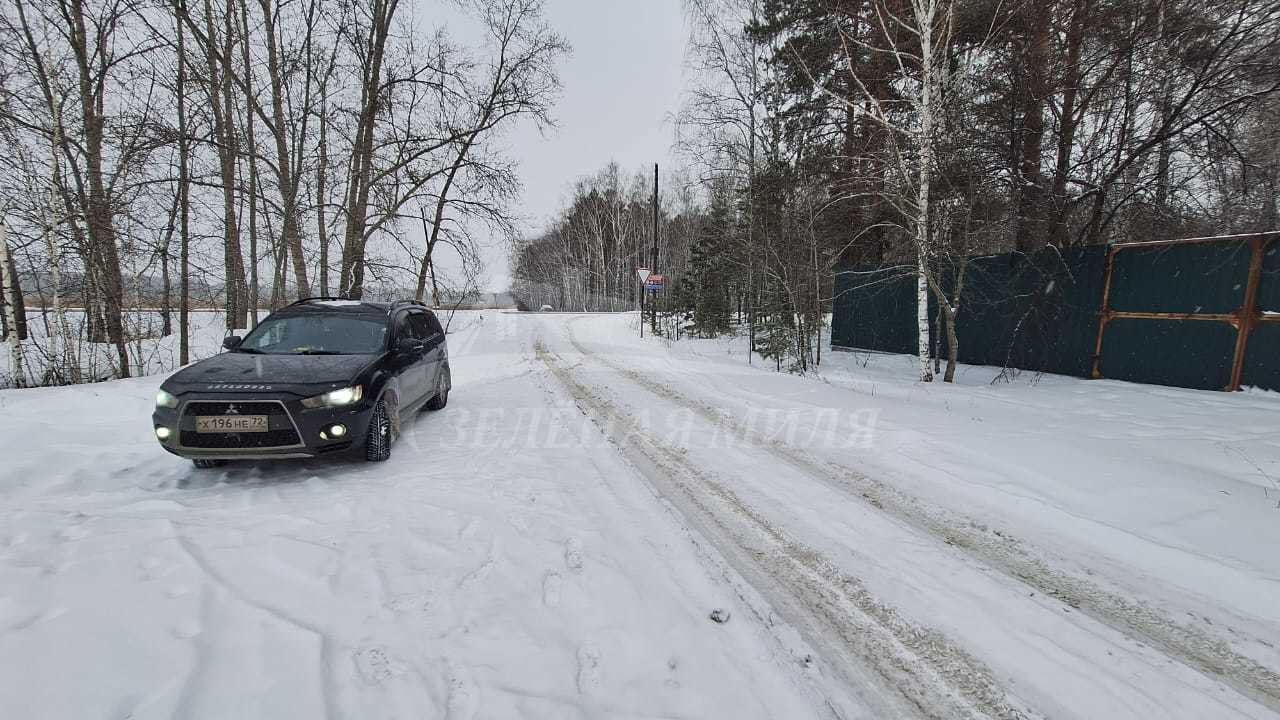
left=43, top=218, right=75, bottom=382
left=915, top=0, right=936, bottom=383
left=0, top=221, right=25, bottom=387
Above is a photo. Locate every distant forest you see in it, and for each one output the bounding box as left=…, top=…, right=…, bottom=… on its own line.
left=510, top=0, right=1279, bottom=376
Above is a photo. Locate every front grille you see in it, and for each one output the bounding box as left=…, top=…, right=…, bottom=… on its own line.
left=180, top=428, right=302, bottom=449
left=185, top=401, right=290, bottom=416
left=179, top=400, right=301, bottom=450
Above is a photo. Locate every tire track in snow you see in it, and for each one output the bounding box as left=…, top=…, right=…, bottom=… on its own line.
left=563, top=321, right=1280, bottom=715
left=536, top=341, right=1035, bottom=720
left=172, top=530, right=339, bottom=720
left=172, top=585, right=214, bottom=719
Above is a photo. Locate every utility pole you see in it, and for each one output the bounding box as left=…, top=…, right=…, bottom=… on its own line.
left=651, top=163, right=659, bottom=334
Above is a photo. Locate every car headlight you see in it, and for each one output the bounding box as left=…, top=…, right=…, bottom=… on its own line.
left=156, top=389, right=179, bottom=409
left=301, top=385, right=363, bottom=408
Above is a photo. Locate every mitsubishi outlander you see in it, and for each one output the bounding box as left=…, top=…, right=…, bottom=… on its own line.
left=151, top=298, right=451, bottom=467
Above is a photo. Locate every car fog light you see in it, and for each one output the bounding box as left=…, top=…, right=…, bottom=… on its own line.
left=330, top=424, right=347, bottom=438
left=155, top=426, right=172, bottom=440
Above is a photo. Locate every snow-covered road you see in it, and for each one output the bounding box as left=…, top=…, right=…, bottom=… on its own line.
left=2, top=311, right=1278, bottom=719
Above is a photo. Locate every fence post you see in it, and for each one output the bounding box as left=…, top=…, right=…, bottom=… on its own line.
left=1090, top=245, right=1118, bottom=379
left=1226, top=235, right=1267, bottom=391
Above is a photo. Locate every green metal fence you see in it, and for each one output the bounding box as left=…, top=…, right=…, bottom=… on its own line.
left=831, top=232, right=1280, bottom=392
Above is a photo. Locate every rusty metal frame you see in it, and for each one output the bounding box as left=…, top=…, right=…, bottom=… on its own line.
left=1110, top=231, right=1275, bottom=249
left=1090, top=247, right=1118, bottom=380
left=1228, top=235, right=1270, bottom=390
left=1092, top=231, right=1278, bottom=391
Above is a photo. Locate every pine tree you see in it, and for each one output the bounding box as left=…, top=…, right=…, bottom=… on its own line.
left=689, top=183, right=734, bottom=336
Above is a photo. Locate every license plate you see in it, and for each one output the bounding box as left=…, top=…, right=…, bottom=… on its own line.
left=195, top=415, right=269, bottom=433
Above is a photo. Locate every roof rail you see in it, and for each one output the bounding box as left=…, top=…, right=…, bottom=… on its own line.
left=289, top=296, right=352, bottom=306
left=388, top=299, right=428, bottom=310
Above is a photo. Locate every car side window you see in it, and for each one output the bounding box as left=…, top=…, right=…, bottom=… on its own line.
left=425, top=312, right=444, bottom=338
left=394, top=312, right=414, bottom=342
left=407, top=312, right=432, bottom=340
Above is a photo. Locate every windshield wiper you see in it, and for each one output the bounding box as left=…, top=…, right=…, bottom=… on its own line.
left=236, top=347, right=266, bottom=354
left=293, top=349, right=345, bottom=355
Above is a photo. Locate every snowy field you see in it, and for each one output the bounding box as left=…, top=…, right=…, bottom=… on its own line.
left=0, top=310, right=233, bottom=388
left=1, top=310, right=1278, bottom=719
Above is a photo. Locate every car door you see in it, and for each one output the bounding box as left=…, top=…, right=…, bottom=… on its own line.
left=408, top=310, right=442, bottom=396
left=426, top=312, right=447, bottom=385
left=391, top=310, right=429, bottom=407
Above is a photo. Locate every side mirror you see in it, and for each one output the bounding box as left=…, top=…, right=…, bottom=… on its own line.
left=397, top=337, right=422, bottom=354
left=223, top=335, right=243, bottom=350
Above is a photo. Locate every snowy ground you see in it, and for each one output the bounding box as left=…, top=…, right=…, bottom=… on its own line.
left=2, top=311, right=1278, bottom=719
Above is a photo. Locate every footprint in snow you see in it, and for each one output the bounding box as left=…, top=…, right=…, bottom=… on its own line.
left=445, top=667, right=479, bottom=720
left=576, top=642, right=601, bottom=695
left=542, top=572, right=562, bottom=607
left=506, top=512, right=530, bottom=533
left=458, top=519, right=479, bottom=541
left=457, top=555, right=496, bottom=592
left=387, top=591, right=436, bottom=614
left=564, top=538, right=584, bottom=573
left=353, top=646, right=394, bottom=686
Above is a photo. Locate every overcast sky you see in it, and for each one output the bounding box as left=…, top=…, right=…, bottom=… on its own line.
left=439, top=0, right=690, bottom=292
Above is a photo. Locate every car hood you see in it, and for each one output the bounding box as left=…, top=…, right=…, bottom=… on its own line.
left=166, top=351, right=378, bottom=391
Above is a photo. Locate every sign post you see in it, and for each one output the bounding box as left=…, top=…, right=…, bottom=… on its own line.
left=636, top=267, right=651, bottom=338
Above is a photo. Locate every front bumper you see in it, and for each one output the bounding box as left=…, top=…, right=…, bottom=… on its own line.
left=152, top=393, right=375, bottom=460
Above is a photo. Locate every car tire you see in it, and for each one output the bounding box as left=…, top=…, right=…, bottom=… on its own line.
left=426, top=367, right=450, bottom=411
left=365, top=399, right=392, bottom=462
left=192, top=458, right=225, bottom=469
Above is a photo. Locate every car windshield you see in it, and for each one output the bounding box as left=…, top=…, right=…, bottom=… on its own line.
left=237, top=314, right=388, bottom=355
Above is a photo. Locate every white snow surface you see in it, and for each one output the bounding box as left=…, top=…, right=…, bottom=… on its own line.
left=2, top=310, right=1278, bottom=719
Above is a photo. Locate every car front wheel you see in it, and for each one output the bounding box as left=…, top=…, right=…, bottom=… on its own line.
left=426, top=367, right=450, bottom=411
left=365, top=399, right=392, bottom=462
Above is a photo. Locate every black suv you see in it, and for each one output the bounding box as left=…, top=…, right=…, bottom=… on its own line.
left=152, top=298, right=451, bottom=467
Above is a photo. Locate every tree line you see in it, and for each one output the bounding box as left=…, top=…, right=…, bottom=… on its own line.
left=509, top=163, right=700, bottom=314
left=0, top=0, right=565, bottom=387
left=514, top=0, right=1278, bottom=378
